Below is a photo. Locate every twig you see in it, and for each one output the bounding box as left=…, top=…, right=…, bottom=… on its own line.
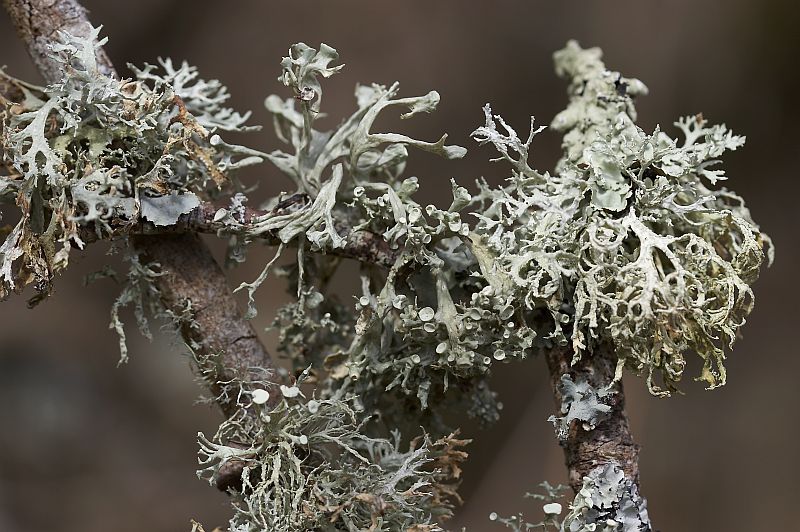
left=544, top=344, right=642, bottom=493
left=76, top=198, right=401, bottom=268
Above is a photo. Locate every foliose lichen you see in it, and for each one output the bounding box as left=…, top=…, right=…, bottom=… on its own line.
left=548, top=375, right=614, bottom=441
left=560, top=464, right=651, bottom=532
left=490, top=466, right=650, bottom=532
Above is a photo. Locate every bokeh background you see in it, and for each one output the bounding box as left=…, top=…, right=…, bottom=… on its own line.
left=0, top=1, right=798, bottom=530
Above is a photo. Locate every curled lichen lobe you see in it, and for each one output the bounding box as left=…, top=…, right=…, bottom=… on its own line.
left=470, top=41, right=772, bottom=394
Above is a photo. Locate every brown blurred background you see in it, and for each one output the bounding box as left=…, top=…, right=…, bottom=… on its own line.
left=0, top=1, right=798, bottom=530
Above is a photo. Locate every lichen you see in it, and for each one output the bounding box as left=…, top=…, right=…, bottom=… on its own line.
left=560, top=464, right=651, bottom=532
left=488, top=481, right=568, bottom=531
left=0, top=28, right=774, bottom=531
left=0, top=27, right=259, bottom=309
left=489, top=466, right=651, bottom=532
left=467, top=41, right=773, bottom=394
left=196, top=371, right=469, bottom=531
left=548, top=375, right=614, bottom=441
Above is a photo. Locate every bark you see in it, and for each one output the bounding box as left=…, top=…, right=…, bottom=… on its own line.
left=130, top=233, right=275, bottom=417
left=544, top=344, right=642, bottom=494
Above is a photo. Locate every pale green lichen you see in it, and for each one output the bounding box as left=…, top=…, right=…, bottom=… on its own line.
left=0, top=28, right=774, bottom=532
left=560, top=464, right=651, bottom=532
left=0, top=27, right=259, bottom=308
left=490, top=467, right=650, bottom=532
left=468, top=41, right=772, bottom=394
left=240, top=43, right=525, bottom=430
left=548, top=375, right=614, bottom=441
left=107, top=250, right=162, bottom=364
left=197, top=371, right=469, bottom=531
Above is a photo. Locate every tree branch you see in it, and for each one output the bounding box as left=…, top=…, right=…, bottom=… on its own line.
left=2, top=0, right=113, bottom=82
left=544, top=344, right=642, bottom=494
left=77, top=198, right=401, bottom=268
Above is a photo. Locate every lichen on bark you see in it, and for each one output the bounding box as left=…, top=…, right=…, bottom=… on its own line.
left=0, top=6, right=774, bottom=530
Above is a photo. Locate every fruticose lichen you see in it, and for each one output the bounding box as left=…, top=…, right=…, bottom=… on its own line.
left=469, top=41, right=772, bottom=394
left=197, top=372, right=469, bottom=531
left=0, top=27, right=773, bottom=531
left=0, top=26, right=258, bottom=307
